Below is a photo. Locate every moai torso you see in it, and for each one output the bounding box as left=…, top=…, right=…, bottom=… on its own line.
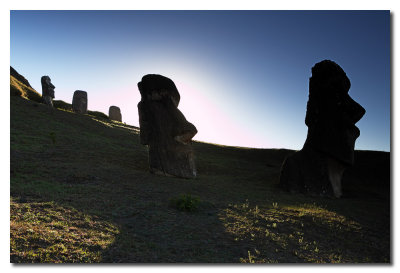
left=109, top=106, right=122, bottom=122
left=72, top=90, right=88, bottom=114
left=137, top=74, right=197, bottom=178
left=41, top=76, right=55, bottom=107
left=280, top=60, right=365, bottom=198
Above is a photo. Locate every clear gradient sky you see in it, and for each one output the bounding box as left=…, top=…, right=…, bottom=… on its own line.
left=10, top=10, right=390, bottom=151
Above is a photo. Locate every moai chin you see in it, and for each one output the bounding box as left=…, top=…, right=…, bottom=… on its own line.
left=41, top=76, right=55, bottom=107
left=109, top=106, right=122, bottom=122
left=280, top=60, right=366, bottom=198
left=72, top=90, right=88, bottom=114
left=137, top=74, right=198, bottom=178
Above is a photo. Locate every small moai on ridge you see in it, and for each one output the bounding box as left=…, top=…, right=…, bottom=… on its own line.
left=109, top=106, right=122, bottom=122
left=137, top=74, right=198, bottom=178
left=72, top=90, right=88, bottom=114
left=280, top=60, right=366, bottom=198
left=41, top=76, right=55, bottom=107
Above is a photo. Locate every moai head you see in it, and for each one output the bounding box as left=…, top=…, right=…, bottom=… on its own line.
left=41, top=76, right=55, bottom=98
left=109, top=106, right=122, bottom=122
left=137, top=74, right=197, bottom=178
left=304, top=60, right=366, bottom=165
left=72, top=90, right=88, bottom=114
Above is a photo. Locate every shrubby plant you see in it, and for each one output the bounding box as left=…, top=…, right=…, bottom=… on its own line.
left=170, top=194, right=200, bottom=212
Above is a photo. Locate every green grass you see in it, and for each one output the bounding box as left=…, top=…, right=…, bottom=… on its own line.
left=87, top=110, right=109, bottom=119
left=53, top=100, right=73, bottom=111
left=10, top=198, right=118, bottom=263
left=53, top=99, right=109, bottom=120
left=10, top=95, right=390, bottom=263
left=10, top=74, right=109, bottom=121
left=170, top=194, right=201, bottom=212
left=10, top=75, right=42, bottom=103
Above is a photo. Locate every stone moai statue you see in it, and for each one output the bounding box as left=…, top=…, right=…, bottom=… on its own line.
left=137, top=74, right=198, bottom=178
left=72, top=90, right=88, bottom=114
left=109, top=106, right=122, bottom=122
left=280, top=60, right=366, bottom=198
left=41, top=76, right=55, bottom=107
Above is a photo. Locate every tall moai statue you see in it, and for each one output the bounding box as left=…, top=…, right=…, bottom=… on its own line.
left=109, top=106, right=122, bottom=122
left=72, top=90, right=88, bottom=114
left=137, top=74, right=198, bottom=178
left=41, top=76, right=55, bottom=107
left=280, top=60, right=366, bottom=198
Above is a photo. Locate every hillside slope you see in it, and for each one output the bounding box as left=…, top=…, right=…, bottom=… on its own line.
left=10, top=67, right=42, bottom=103
left=10, top=94, right=390, bottom=263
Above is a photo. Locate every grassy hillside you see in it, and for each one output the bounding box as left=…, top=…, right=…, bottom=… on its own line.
left=10, top=66, right=109, bottom=121
left=10, top=95, right=390, bottom=263
left=10, top=74, right=42, bottom=103
left=53, top=99, right=109, bottom=120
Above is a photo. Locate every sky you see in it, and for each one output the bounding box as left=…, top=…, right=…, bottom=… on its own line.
left=10, top=10, right=390, bottom=151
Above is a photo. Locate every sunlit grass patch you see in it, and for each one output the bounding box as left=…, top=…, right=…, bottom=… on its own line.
left=10, top=75, right=42, bottom=103
left=89, top=117, right=114, bottom=128
left=87, top=110, right=109, bottom=120
left=10, top=198, right=119, bottom=263
left=219, top=200, right=374, bottom=263
left=53, top=100, right=73, bottom=111
left=107, top=122, right=140, bottom=133
left=53, top=100, right=109, bottom=120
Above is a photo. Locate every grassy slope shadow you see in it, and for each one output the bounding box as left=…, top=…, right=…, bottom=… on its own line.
left=10, top=96, right=390, bottom=263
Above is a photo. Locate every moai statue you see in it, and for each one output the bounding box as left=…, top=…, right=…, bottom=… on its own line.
left=109, top=106, right=122, bottom=122
left=72, top=90, right=88, bottom=114
left=137, top=74, right=198, bottom=178
left=41, top=76, right=55, bottom=107
left=280, top=60, right=366, bottom=198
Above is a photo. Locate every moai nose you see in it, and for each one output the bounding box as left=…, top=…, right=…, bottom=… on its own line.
left=345, top=95, right=366, bottom=124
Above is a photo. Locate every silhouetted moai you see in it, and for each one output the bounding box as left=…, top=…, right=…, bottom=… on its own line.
left=72, top=90, right=88, bottom=114
left=137, top=74, right=197, bottom=178
left=109, top=106, right=122, bottom=122
left=280, top=60, right=365, bottom=198
left=41, top=76, right=55, bottom=107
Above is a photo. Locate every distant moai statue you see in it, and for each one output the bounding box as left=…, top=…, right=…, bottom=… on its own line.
left=280, top=60, right=366, bottom=198
left=137, top=74, right=198, bottom=178
left=109, top=106, right=122, bottom=122
left=41, top=76, right=55, bottom=107
left=72, top=90, right=88, bottom=114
